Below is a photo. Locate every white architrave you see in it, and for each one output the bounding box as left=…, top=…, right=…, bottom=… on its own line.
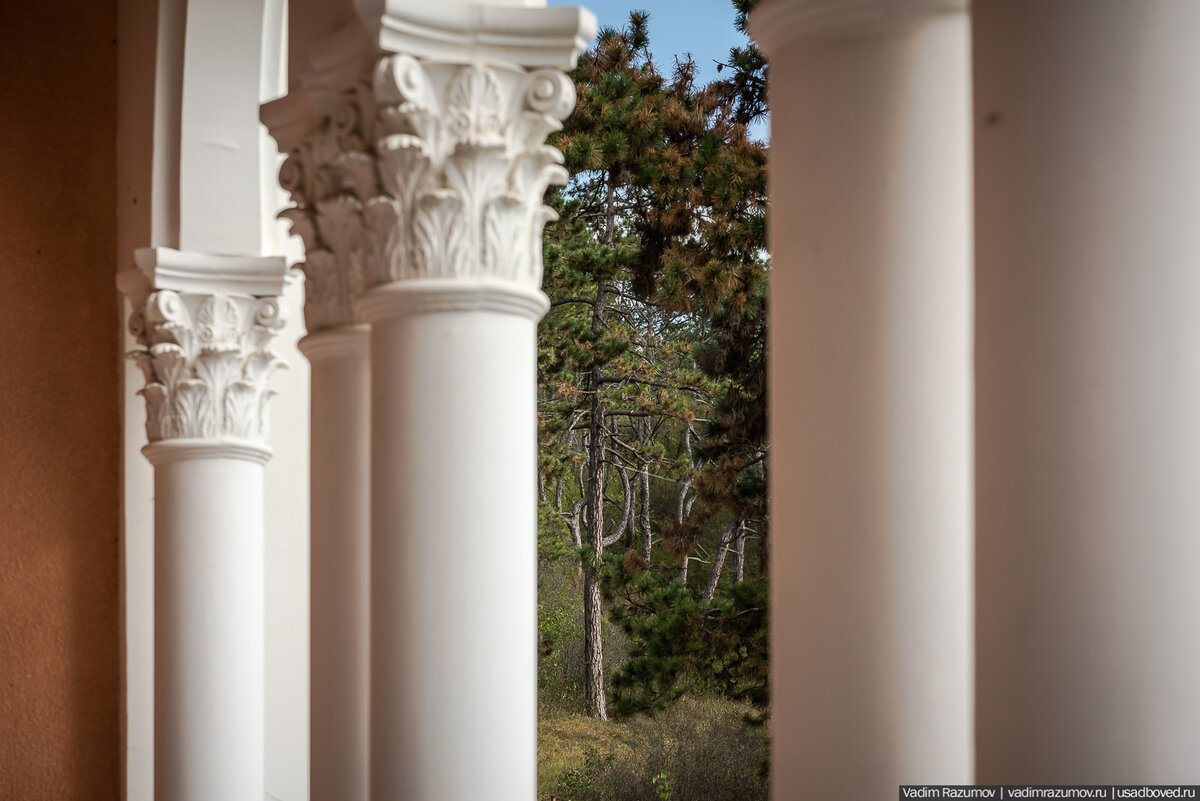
left=751, top=0, right=973, bottom=797
left=120, top=247, right=289, bottom=801
left=266, top=3, right=594, bottom=798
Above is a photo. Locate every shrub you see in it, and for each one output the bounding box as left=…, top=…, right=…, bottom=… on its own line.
left=539, top=557, right=631, bottom=713
left=568, top=696, right=768, bottom=801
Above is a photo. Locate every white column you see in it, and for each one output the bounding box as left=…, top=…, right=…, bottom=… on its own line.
left=121, top=249, right=289, bottom=801
left=268, top=5, right=593, bottom=797
left=974, top=0, right=1200, bottom=781
left=357, top=7, right=591, bottom=798
left=147, top=441, right=268, bottom=801
left=298, top=326, right=370, bottom=801
left=357, top=39, right=590, bottom=799
left=360, top=282, right=546, bottom=800
left=265, top=52, right=377, bottom=801
left=750, top=1, right=972, bottom=796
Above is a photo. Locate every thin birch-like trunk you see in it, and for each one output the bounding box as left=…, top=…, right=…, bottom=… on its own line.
left=676, top=477, right=693, bottom=584
left=605, top=461, right=632, bottom=548
left=704, top=516, right=742, bottom=603
left=639, top=460, right=651, bottom=563
left=732, top=519, right=746, bottom=583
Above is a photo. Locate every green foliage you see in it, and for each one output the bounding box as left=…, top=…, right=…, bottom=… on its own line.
left=539, top=559, right=587, bottom=710
left=539, top=10, right=726, bottom=720
left=602, top=551, right=768, bottom=718
left=540, top=499, right=576, bottom=563
left=539, top=558, right=631, bottom=712
left=715, top=0, right=768, bottom=128
left=555, top=749, right=605, bottom=801
left=651, top=770, right=671, bottom=801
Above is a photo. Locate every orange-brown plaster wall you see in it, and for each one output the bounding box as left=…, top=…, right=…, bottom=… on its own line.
left=0, top=0, right=121, bottom=799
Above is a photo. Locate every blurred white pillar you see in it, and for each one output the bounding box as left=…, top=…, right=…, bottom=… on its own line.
left=750, top=1, right=973, bottom=796
left=299, top=326, right=370, bottom=801
left=120, top=249, right=289, bottom=801
left=265, top=57, right=377, bottom=800
left=974, top=0, right=1200, bottom=781
left=266, top=76, right=374, bottom=801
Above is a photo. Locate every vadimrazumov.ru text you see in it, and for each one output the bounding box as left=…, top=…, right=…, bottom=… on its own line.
left=900, top=787, right=1199, bottom=800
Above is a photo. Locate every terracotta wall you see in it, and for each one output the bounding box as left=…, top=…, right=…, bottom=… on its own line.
left=0, top=0, right=121, bottom=798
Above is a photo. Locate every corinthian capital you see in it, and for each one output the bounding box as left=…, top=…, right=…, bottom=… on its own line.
left=120, top=248, right=290, bottom=444
left=362, top=56, right=576, bottom=289
left=264, top=5, right=596, bottom=328
left=274, top=79, right=379, bottom=332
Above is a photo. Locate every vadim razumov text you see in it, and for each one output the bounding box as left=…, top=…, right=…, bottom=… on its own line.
left=900, top=787, right=1200, bottom=799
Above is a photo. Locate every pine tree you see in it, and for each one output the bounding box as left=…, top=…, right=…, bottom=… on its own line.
left=596, top=2, right=772, bottom=719
left=537, top=3, right=771, bottom=722
left=539, top=14, right=715, bottom=720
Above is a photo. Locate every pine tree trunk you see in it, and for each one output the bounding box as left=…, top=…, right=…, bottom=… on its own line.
left=581, top=171, right=619, bottom=720
left=582, top=568, right=606, bottom=719
left=583, top=353, right=609, bottom=719
left=570, top=465, right=586, bottom=581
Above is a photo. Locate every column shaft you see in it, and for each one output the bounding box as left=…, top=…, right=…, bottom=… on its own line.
left=362, top=282, right=543, bottom=801
left=149, top=442, right=268, bottom=801
left=975, top=0, right=1200, bottom=780
left=753, top=2, right=973, bottom=796
left=302, top=327, right=371, bottom=801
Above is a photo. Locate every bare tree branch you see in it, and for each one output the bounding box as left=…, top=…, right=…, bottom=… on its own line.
left=602, top=462, right=633, bottom=548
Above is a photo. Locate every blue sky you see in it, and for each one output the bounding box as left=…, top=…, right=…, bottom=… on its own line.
left=547, top=0, right=750, bottom=85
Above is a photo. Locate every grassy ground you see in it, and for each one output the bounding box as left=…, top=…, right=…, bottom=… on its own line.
left=537, top=559, right=768, bottom=800
left=538, top=697, right=769, bottom=801
left=538, top=706, right=637, bottom=797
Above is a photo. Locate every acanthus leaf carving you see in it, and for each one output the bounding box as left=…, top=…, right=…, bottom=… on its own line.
left=272, top=52, right=579, bottom=309
left=414, top=190, right=469, bottom=279
left=276, top=81, right=378, bottom=332
left=127, top=291, right=288, bottom=443
left=363, top=197, right=404, bottom=286
left=484, top=194, right=529, bottom=283
left=362, top=58, right=577, bottom=289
